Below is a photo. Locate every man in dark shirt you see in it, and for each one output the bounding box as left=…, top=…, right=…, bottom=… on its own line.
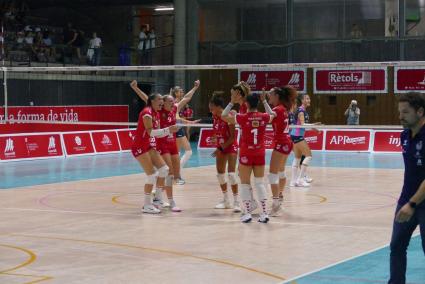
left=389, top=92, right=425, bottom=284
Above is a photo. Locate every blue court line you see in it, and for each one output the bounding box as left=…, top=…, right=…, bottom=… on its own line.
left=282, top=235, right=424, bottom=284
left=1, top=143, right=404, bottom=189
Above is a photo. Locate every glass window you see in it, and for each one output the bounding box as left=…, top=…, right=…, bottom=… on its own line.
left=405, top=0, right=425, bottom=36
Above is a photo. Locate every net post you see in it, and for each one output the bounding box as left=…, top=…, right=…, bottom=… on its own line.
left=2, top=67, right=7, bottom=123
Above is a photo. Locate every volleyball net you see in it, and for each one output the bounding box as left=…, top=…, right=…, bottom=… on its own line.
left=0, top=62, right=421, bottom=160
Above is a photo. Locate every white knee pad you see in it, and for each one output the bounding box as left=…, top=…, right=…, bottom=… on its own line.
left=268, top=173, right=279, bottom=185
left=302, top=156, right=312, bottom=166
left=157, top=165, right=169, bottom=178
left=254, top=177, right=267, bottom=201
left=216, top=173, right=226, bottom=185
left=292, top=158, right=301, bottom=168
left=165, top=175, right=174, bottom=187
left=239, top=184, right=251, bottom=201
left=146, top=174, right=156, bottom=185
left=228, top=172, right=238, bottom=185
left=279, top=171, right=287, bottom=179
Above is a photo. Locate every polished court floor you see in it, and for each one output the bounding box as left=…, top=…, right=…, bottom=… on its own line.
left=1, top=146, right=424, bottom=284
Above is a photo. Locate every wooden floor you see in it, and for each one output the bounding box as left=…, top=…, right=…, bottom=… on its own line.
left=0, top=164, right=404, bottom=284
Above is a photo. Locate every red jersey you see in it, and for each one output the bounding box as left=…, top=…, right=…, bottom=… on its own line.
left=159, top=104, right=177, bottom=142
left=132, top=107, right=159, bottom=157
left=272, top=104, right=291, bottom=142
left=213, top=114, right=238, bottom=152
left=239, top=102, right=248, bottom=114
left=236, top=112, right=270, bottom=155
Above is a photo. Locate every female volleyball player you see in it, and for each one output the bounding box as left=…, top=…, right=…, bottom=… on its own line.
left=131, top=93, right=178, bottom=214
left=289, top=94, right=317, bottom=187
left=171, top=80, right=200, bottom=185
left=261, top=86, right=297, bottom=216
left=222, top=93, right=272, bottom=223
left=209, top=94, right=241, bottom=212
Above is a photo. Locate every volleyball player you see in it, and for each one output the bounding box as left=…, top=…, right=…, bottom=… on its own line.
left=222, top=92, right=272, bottom=223
left=171, top=80, right=201, bottom=185
left=131, top=93, right=178, bottom=214
left=261, top=86, right=297, bottom=216
left=209, top=95, right=241, bottom=212
left=230, top=81, right=259, bottom=213
left=289, top=94, right=316, bottom=187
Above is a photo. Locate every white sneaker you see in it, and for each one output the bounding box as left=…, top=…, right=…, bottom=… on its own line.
left=170, top=201, right=182, bottom=212
left=289, top=181, right=296, bottom=187
left=215, top=200, right=231, bottom=209
left=248, top=199, right=258, bottom=213
left=304, top=176, right=313, bottom=183
left=258, top=213, right=270, bottom=223
left=142, top=204, right=161, bottom=214
left=153, top=199, right=170, bottom=208
left=233, top=201, right=242, bottom=213
left=240, top=213, right=252, bottom=223
left=295, top=180, right=310, bottom=187
left=175, top=178, right=185, bottom=185
left=270, top=201, right=282, bottom=217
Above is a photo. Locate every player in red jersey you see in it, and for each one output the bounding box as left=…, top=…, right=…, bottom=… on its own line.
left=209, top=94, right=241, bottom=212
left=230, top=81, right=250, bottom=114
left=130, top=81, right=197, bottom=211
left=131, top=93, right=178, bottom=214
left=261, top=86, right=298, bottom=216
left=222, top=93, right=273, bottom=223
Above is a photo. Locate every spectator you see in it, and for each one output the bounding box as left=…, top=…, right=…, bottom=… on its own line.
left=148, top=27, right=156, bottom=49
left=350, top=24, right=363, bottom=38
left=344, top=100, right=360, bottom=125
left=87, top=32, right=101, bottom=66
left=138, top=25, right=148, bottom=65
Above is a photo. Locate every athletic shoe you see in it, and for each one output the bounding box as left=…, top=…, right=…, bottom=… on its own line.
left=142, top=204, right=161, bottom=214
left=240, top=213, right=252, bottom=223
left=153, top=199, right=170, bottom=208
left=289, top=181, right=296, bottom=187
left=233, top=201, right=242, bottom=213
left=304, top=176, right=313, bottom=183
left=215, top=200, right=231, bottom=209
left=270, top=201, right=282, bottom=217
left=295, top=180, right=310, bottom=187
left=170, top=201, right=182, bottom=212
left=258, top=213, right=270, bottom=223
left=175, top=178, right=185, bottom=185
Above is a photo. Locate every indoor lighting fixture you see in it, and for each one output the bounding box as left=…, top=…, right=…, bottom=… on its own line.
left=155, top=7, right=174, bottom=11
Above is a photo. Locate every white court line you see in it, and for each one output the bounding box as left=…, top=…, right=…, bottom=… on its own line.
left=0, top=207, right=391, bottom=231
left=278, top=232, right=420, bottom=284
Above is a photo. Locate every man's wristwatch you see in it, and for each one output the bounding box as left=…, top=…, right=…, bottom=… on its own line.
left=408, top=201, right=417, bottom=209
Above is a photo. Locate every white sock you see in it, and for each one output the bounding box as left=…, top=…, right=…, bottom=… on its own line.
left=144, top=193, right=152, bottom=206
left=233, top=194, right=239, bottom=202
left=297, top=165, right=308, bottom=182
left=291, top=158, right=300, bottom=183
left=180, top=150, right=192, bottom=168
left=222, top=191, right=229, bottom=201
left=154, top=187, right=163, bottom=200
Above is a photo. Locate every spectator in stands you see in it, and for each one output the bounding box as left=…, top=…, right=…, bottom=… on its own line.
left=42, top=30, right=54, bottom=59
left=149, top=27, right=156, bottom=49
left=344, top=100, right=360, bottom=125
left=138, top=25, right=148, bottom=65
left=88, top=32, right=102, bottom=66
left=350, top=24, right=363, bottom=38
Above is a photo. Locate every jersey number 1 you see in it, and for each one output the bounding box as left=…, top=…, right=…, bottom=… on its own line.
left=251, top=128, right=258, bottom=145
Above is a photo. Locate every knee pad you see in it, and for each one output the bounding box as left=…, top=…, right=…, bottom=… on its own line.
left=157, top=165, right=169, bottom=178
left=228, top=172, right=238, bottom=185
left=302, top=156, right=312, bottom=166
left=165, top=175, right=174, bottom=187
left=239, top=184, right=251, bottom=201
left=268, top=173, right=279, bottom=185
left=254, top=177, right=267, bottom=201
left=279, top=171, right=287, bottom=179
left=146, top=174, right=156, bottom=185
left=292, top=158, right=301, bottom=168
left=216, top=173, right=226, bottom=185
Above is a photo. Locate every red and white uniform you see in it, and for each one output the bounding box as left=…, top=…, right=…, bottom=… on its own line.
left=239, top=102, right=248, bottom=114
left=213, top=114, right=238, bottom=154
left=236, top=112, right=270, bottom=166
left=271, top=104, right=293, bottom=155
left=157, top=104, right=179, bottom=156
left=132, top=106, right=159, bottom=158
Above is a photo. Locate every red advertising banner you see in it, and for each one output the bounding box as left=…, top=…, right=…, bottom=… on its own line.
left=239, top=69, right=306, bottom=93
left=0, top=106, right=129, bottom=134
left=314, top=68, right=387, bottom=93
left=91, top=131, right=120, bottom=153
left=117, top=129, right=136, bottom=150
left=305, top=130, right=324, bottom=150
left=395, top=67, right=425, bottom=93
left=63, top=132, right=95, bottom=155
left=0, top=134, right=63, bottom=160
left=373, top=131, right=403, bottom=152
left=325, top=130, right=371, bottom=151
